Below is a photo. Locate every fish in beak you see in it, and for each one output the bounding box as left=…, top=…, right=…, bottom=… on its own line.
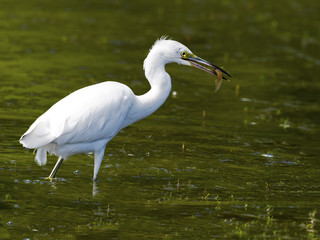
left=182, top=53, right=231, bottom=92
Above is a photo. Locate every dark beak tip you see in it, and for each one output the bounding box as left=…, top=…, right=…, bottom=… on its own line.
left=219, top=68, right=231, bottom=78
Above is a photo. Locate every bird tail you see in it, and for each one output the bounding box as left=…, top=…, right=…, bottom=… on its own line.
left=35, top=147, right=47, bottom=166
left=19, top=115, right=57, bottom=149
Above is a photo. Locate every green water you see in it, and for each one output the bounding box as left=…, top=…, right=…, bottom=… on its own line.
left=1, top=0, right=320, bottom=239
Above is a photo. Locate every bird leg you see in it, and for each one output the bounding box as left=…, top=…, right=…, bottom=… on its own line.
left=93, top=147, right=106, bottom=181
left=47, top=157, right=64, bottom=179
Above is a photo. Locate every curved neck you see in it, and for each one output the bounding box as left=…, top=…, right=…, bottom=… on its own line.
left=137, top=70, right=172, bottom=120
left=123, top=55, right=172, bottom=127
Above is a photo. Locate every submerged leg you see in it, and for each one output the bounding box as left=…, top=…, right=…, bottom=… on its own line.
left=47, top=157, right=64, bottom=179
left=93, top=147, right=106, bottom=181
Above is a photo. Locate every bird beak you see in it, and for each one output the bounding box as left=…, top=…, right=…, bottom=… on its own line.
left=184, top=55, right=231, bottom=80
left=182, top=54, right=231, bottom=92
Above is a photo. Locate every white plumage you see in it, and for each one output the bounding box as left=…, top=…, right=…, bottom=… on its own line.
left=20, top=37, right=230, bottom=181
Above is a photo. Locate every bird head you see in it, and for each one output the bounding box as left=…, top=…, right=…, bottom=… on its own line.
left=147, top=37, right=230, bottom=78
left=144, top=37, right=231, bottom=91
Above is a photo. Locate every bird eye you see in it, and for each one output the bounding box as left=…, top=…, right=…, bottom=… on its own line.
left=181, top=51, right=187, bottom=57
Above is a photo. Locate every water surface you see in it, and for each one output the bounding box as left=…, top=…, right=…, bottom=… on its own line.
left=1, top=0, right=320, bottom=239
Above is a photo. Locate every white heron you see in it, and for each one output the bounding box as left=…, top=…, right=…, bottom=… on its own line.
left=20, top=37, right=230, bottom=181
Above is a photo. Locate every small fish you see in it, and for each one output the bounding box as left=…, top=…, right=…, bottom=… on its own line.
left=184, top=54, right=230, bottom=92
left=214, top=69, right=223, bottom=92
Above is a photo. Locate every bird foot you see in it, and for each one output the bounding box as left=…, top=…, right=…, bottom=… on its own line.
left=45, top=176, right=55, bottom=181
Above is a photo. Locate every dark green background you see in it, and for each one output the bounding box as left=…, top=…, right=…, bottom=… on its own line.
left=1, top=0, right=319, bottom=239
